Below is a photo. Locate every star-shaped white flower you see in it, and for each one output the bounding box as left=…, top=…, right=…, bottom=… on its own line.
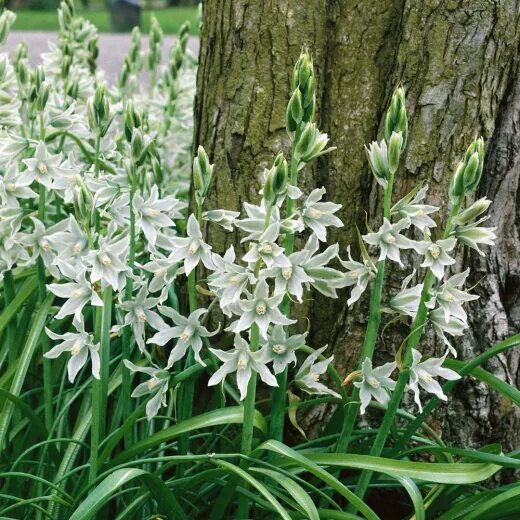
left=354, top=357, right=396, bottom=414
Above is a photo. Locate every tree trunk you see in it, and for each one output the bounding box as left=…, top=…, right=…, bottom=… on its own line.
left=195, top=0, right=520, bottom=448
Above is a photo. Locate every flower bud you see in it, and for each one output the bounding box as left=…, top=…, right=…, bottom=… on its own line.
left=272, top=152, right=288, bottom=194
left=192, top=156, right=204, bottom=192
left=0, top=10, right=16, bottom=45
left=387, top=131, right=403, bottom=175
left=384, top=87, right=407, bottom=149
left=453, top=197, right=491, bottom=225
left=450, top=161, right=465, bottom=199
left=451, top=138, right=485, bottom=199
left=131, top=128, right=144, bottom=161
left=366, top=140, right=389, bottom=182
left=35, top=65, right=45, bottom=91
left=36, top=81, right=50, bottom=111
left=288, top=88, right=303, bottom=125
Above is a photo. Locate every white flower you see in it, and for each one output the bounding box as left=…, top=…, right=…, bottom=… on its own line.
left=337, top=246, right=376, bottom=306
left=300, top=187, right=343, bottom=242
left=45, top=318, right=100, bottom=383
left=416, top=238, right=456, bottom=280
left=261, top=249, right=313, bottom=303
left=387, top=272, right=423, bottom=318
left=242, top=222, right=290, bottom=269
left=354, top=357, right=396, bottom=414
left=148, top=306, right=219, bottom=367
left=299, top=234, right=344, bottom=298
left=407, top=349, right=460, bottom=412
left=229, top=278, right=296, bottom=337
left=426, top=269, right=478, bottom=323
left=119, top=284, right=167, bottom=352
left=208, top=246, right=256, bottom=308
left=208, top=334, right=277, bottom=400
left=20, top=141, right=66, bottom=189
left=141, top=253, right=179, bottom=293
left=391, top=185, right=438, bottom=231
left=169, top=214, right=214, bottom=275
left=0, top=163, right=37, bottom=206
left=429, top=308, right=466, bottom=357
left=47, top=215, right=89, bottom=271
left=47, top=267, right=103, bottom=321
left=454, top=217, right=497, bottom=256
left=134, top=186, right=183, bottom=246
left=363, top=218, right=418, bottom=267
left=203, top=209, right=240, bottom=231
left=235, top=202, right=302, bottom=242
left=124, top=360, right=170, bottom=421
left=294, top=346, right=340, bottom=398
left=86, top=231, right=129, bottom=291
left=265, top=325, right=307, bottom=374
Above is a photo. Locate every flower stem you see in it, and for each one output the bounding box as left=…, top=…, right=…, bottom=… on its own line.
left=269, top=127, right=301, bottom=444
left=3, top=270, right=17, bottom=364
left=237, top=322, right=260, bottom=519
left=336, top=173, right=394, bottom=452
left=349, top=199, right=462, bottom=506
left=89, top=287, right=112, bottom=485
left=121, top=182, right=136, bottom=448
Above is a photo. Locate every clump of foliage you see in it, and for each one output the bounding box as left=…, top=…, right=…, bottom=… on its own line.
left=0, top=2, right=519, bottom=519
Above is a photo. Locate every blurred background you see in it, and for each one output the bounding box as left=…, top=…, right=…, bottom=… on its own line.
left=4, top=0, right=199, bottom=33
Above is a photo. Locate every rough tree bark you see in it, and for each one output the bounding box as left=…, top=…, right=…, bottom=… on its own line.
left=194, top=0, right=520, bottom=448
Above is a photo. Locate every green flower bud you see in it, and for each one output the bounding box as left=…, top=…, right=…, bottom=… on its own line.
left=131, top=128, right=144, bottom=161
left=35, top=65, right=45, bottom=90
left=197, top=145, right=211, bottom=179
left=384, top=87, right=407, bottom=149
left=36, top=81, right=50, bottom=111
left=366, top=140, right=389, bottom=182
left=0, top=10, right=15, bottom=46
left=272, top=152, right=288, bottom=194
left=387, top=131, right=403, bottom=175
left=119, top=60, right=130, bottom=89
left=289, top=88, right=303, bottom=125
left=192, top=156, right=204, bottom=192
left=462, top=138, right=484, bottom=193
left=453, top=197, right=491, bottom=225
left=66, top=79, right=79, bottom=99
left=450, top=161, right=465, bottom=199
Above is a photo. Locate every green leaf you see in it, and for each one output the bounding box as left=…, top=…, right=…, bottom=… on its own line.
left=256, top=440, right=380, bottom=520
left=288, top=390, right=307, bottom=439
left=0, top=293, right=54, bottom=451
left=109, top=407, right=267, bottom=467
left=392, top=476, right=425, bottom=520
left=444, top=358, right=520, bottom=406
left=0, top=277, right=38, bottom=334
left=252, top=467, right=319, bottom=520
left=211, top=459, right=292, bottom=520
left=69, top=468, right=187, bottom=520
left=303, top=452, right=502, bottom=484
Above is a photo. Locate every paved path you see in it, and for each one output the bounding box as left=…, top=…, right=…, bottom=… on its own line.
left=4, top=31, right=200, bottom=83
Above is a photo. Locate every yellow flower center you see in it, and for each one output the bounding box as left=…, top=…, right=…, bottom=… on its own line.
left=420, top=373, right=433, bottom=382
left=147, top=378, right=159, bottom=390
left=136, top=310, right=147, bottom=322
left=72, top=289, right=85, bottom=298
left=70, top=341, right=82, bottom=356
left=272, top=343, right=286, bottom=354
left=229, top=275, right=241, bottom=284
left=180, top=330, right=191, bottom=342
left=6, top=182, right=16, bottom=192
left=40, top=240, right=51, bottom=252
left=73, top=242, right=83, bottom=253
left=309, top=208, right=322, bottom=219
left=312, top=373, right=320, bottom=382
left=445, top=294, right=455, bottom=302
left=101, top=255, right=112, bottom=265
left=188, top=242, right=198, bottom=254
left=256, top=303, right=266, bottom=315
left=368, top=377, right=380, bottom=389
left=386, top=234, right=396, bottom=244
left=154, top=269, right=165, bottom=278
left=237, top=359, right=248, bottom=370
left=430, top=245, right=441, bottom=258
left=37, top=162, right=48, bottom=175
left=282, top=268, right=292, bottom=280
left=261, top=243, right=273, bottom=254
left=145, top=208, right=160, bottom=218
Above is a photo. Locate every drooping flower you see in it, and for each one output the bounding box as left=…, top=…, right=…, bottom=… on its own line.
left=294, top=346, right=340, bottom=398
left=363, top=218, right=419, bottom=267
left=354, top=357, right=396, bottom=414
left=124, top=360, right=170, bottom=421
left=407, top=349, right=460, bottom=412
left=169, top=214, right=214, bottom=275
left=148, top=306, right=219, bottom=367
left=45, top=317, right=100, bottom=383
left=141, top=253, right=179, bottom=293
left=0, top=163, right=37, bottom=206
left=391, top=185, right=438, bottom=232
left=426, top=269, right=478, bottom=323
left=429, top=308, right=466, bottom=356
left=203, top=209, right=240, bottom=231
left=386, top=272, right=423, bottom=318
left=454, top=217, right=496, bottom=256
left=300, top=187, right=343, bottom=242
left=337, top=246, right=376, bottom=306
left=208, top=334, right=277, bottom=400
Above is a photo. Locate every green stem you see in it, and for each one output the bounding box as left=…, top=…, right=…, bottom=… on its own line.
left=89, top=287, right=113, bottom=484
left=121, top=183, right=136, bottom=448
left=37, top=182, right=53, bottom=432
left=3, top=270, right=16, bottom=365
left=349, top=198, right=462, bottom=506
left=269, top=127, right=302, bottom=445
left=237, top=323, right=260, bottom=519
left=336, top=174, right=394, bottom=453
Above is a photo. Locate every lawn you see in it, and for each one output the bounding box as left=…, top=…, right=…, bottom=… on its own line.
left=11, top=7, right=199, bottom=34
